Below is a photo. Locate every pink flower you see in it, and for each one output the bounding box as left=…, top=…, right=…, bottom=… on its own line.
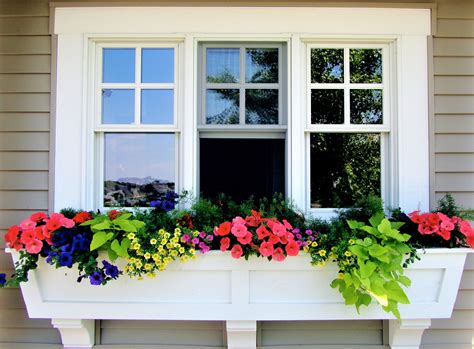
left=259, top=241, right=274, bottom=257
left=220, top=237, right=230, bottom=251
left=237, top=232, right=253, bottom=245
left=256, top=225, right=270, bottom=240
left=231, top=223, right=248, bottom=238
left=437, top=229, right=451, bottom=240
left=245, top=210, right=262, bottom=227
left=285, top=240, right=300, bottom=256
left=232, top=216, right=246, bottom=226
left=20, top=229, right=36, bottom=244
left=282, top=219, right=293, bottom=230
left=19, top=219, right=36, bottom=230
left=268, top=234, right=280, bottom=245
left=231, top=245, right=243, bottom=259
left=25, top=238, right=43, bottom=254
left=215, top=222, right=232, bottom=236
left=459, top=220, right=473, bottom=237
left=30, top=212, right=48, bottom=223
left=272, top=247, right=286, bottom=262
left=270, top=222, right=287, bottom=237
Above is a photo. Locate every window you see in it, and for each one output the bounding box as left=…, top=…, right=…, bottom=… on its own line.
left=95, top=44, right=180, bottom=208
left=306, top=45, right=390, bottom=210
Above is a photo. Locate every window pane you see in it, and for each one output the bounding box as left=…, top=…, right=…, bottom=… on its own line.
left=141, top=48, right=174, bottom=83
left=104, top=133, right=175, bottom=207
left=245, top=89, right=278, bottom=124
left=206, top=89, right=239, bottom=124
left=102, top=89, right=135, bottom=124
left=245, top=48, right=278, bottom=83
left=350, top=49, right=382, bottom=83
left=141, top=89, right=174, bottom=124
left=311, top=89, right=344, bottom=124
left=351, top=89, right=383, bottom=124
left=103, top=48, right=135, bottom=83
left=311, top=49, right=344, bottom=83
left=310, top=133, right=381, bottom=208
left=206, top=48, right=240, bottom=83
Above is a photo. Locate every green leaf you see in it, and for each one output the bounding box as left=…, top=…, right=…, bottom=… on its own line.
left=111, top=238, right=131, bottom=258
left=359, top=260, right=377, bottom=279
left=107, top=248, right=118, bottom=261
left=131, top=220, right=145, bottom=229
left=116, top=212, right=132, bottom=220
left=368, top=244, right=387, bottom=257
left=355, top=292, right=372, bottom=312
left=397, top=275, right=412, bottom=287
left=92, top=221, right=111, bottom=231
left=385, top=280, right=410, bottom=304
left=342, top=285, right=358, bottom=305
left=369, top=212, right=385, bottom=227
left=330, top=278, right=344, bottom=289
left=361, top=226, right=381, bottom=238
left=377, top=219, right=392, bottom=236
left=373, top=253, right=391, bottom=264
left=369, top=291, right=388, bottom=307
left=349, top=245, right=369, bottom=260
left=115, top=220, right=137, bottom=233
left=390, top=221, right=405, bottom=230
left=90, top=231, right=113, bottom=250
left=385, top=229, right=411, bottom=243
left=347, top=220, right=364, bottom=230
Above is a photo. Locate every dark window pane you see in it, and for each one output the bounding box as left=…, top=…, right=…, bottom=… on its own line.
left=350, top=49, right=382, bottom=83
left=206, top=48, right=240, bottom=83
left=311, top=49, right=344, bottom=83
left=141, top=48, right=174, bottom=83
left=104, top=133, right=175, bottom=207
left=245, top=89, right=278, bottom=124
left=141, top=89, right=174, bottom=124
left=200, top=138, right=285, bottom=202
left=245, top=48, right=279, bottom=83
left=350, top=89, right=383, bottom=124
left=102, top=89, right=135, bottom=124
left=311, top=89, right=344, bottom=124
left=206, top=89, right=239, bottom=124
left=310, top=133, right=381, bottom=208
left=103, top=48, right=135, bottom=83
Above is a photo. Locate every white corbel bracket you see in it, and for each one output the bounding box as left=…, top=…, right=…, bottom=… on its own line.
left=226, top=320, right=257, bottom=349
left=389, top=318, right=431, bottom=349
left=52, top=319, right=95, bottom=349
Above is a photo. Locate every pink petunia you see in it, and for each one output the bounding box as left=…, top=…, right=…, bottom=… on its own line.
left=256, top=225, right=270, bottom=240
left=270, top=222, right=287, bottom=237
left=220, top=237, right=230, bottom=251
left=282, top=219, right=293, bottom=230
left=25, top=238, right=43, bottom=254
left=285, top=240, right=300, bottom=256
left=30, top=212, right=48, bottom=223
left=259, top=241, right=274, bottom=257
left=272, top=247, right=286, bottom=262
left=19, top=219, right=36, bottom=230
left=231, top=245, right=243, bottom=259
left=20, top=229, right=36, bottom=244
left=237, top=232, right=253, bottom=245
left=231, top=223, right=248, bottom=238
left=232, top=216, right=246, bottom=226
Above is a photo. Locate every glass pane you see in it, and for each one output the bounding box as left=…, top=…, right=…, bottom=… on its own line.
left=311, top=49, right=344, bottom=83
left=351, top=89, right=383, bottom=124
left=350, top=49, right=382, bottom=83
left=141, top=89, right=174, bottom=124
left=103, top=48, right=135, bottom=83
left=245, top=48, right=278, bottom=83
left=311, top=89, right=344, bottom=124
left=310, top=133, right=381, bottom=208
left=104, top=133, right=175, bottom=207
left=206, top=89, right=239, bottom=124
left=245, top=89, right=278, bottom=124
left=102, top=89, right=135, bottom=124
left=141, top=48, right=174, bottom=83
left=206, top=48, right=240, bottom=83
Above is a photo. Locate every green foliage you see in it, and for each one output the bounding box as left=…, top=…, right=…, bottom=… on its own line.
left=81, top=212, right=144, bottom=261
left=59, top=207, right=81, bottom=219
left=3, top=251, right=38, bottom=287
left=436, top=194, right=461, bottom=217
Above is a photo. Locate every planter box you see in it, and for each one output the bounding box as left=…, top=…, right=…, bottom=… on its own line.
left=8, top=248, right=471, bottom=349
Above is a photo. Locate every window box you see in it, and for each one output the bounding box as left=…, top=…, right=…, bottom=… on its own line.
left=8, top=248, right=471, bottom=349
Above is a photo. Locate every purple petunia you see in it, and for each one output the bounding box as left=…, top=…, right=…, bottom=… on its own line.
left=89, top=271, right=104, bottom=285
left=150, top=200, right=162, bottom=208
left=58, top=252, right=73, bottom=267
left=305, top=229, right=313, bottom=235
left=102, top=260, right=119, bottom=279
left=0, top=273, right=6, bottom=286
left=191, top=237, right=199, bottom=245
left=162, top=200, right=175, bottom=212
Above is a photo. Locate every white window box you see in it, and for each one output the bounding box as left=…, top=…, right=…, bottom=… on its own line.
left=8, top=248, right=471, bottom=349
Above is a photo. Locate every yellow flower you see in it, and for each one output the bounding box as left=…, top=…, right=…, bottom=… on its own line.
left=190, top=248, right=196, bottom=255
left=349, top=239, right=356, bottom=245
left=174, top=228, right=181, bottom=234
left=152, top=253, right=159, bottom=261
left=170, top=250, right=178, bottom=257
left=179, top=247, right=185, bottom=254
left=157, top=245, right=164, bottom=252
left=170, top=237, right=178, bottom=244
left=318, top=249, right=326, bottom=257
left=127, top=233, right=135, bottom=240
left=180, top=256, right=189, bottom=262
left=311, top=241, right=318, bottom=247
left=331, top=246, right=337, bottom=252
left=144, top=263, right=153, bottom=271
left=166, top=243, right=173, bottom=249
left=191, top=255, right=197, bottom=260
left=193, top=231, right=199, bottom=237
left=158, top=229, right=165, bottom=235
left=150, top=238, right=157, bottom=245
left=161, top=239, right=168, bottom=245
left=344, top=251, right=352, bottom=257
left=132, top=243, right=141, bottom=250
left=343, top=260, right=350, bottom=265
left=164, top=232, right=171, bottom=239
left=146, top=273, right=156, bottom=278
left=317, top=261, right=326, bottom=267
left=303, top=246, right=309, bottom=253
left=135, top=261, right=143, bottom=268
left=144, top=252, right=151, bottom=260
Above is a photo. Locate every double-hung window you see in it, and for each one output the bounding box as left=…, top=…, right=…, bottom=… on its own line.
left=94, top=43, right=180, bottom=208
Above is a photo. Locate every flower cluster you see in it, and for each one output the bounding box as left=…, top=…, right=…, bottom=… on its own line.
left=181, top=229, right=213, bottom=254
left=125, top=227, right=196, bottom=278
left=409, top=210, right=474, bottom=247
left=214, top=210, right=300, bottom=261
left=150, top=191, right=180, bottom=212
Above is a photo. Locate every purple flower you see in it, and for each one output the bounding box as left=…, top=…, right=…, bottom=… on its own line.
left=182, top=235, right=191, bottom=243
left=58, top=252, right=73, bottom=267
left=292, top=228, right=300, bottom=234
left=46, top=251, right=58, bottom=264
left=89, top=271, right=104, bottom=285
left=102, top=260, right=119, bottom=279
left=0, top=273, right=6, bottom=286
left=309, top=236, right=315, bottom=241
left=296, top=241, right=303, bottom=247
left=191, top=237, right=199, bottom=245
left=296, top=234, right=302, bottom=240
left=206, top=234, right=214, bottom=241
left=150, top=200, right=162, bottom=208
left=199, top=231, right=206, bottom=239
left=305, top=229, right=313, bottom=235
left=200, top=245, right=210, bottom=254
left=162, top=200, right=175, bottom=212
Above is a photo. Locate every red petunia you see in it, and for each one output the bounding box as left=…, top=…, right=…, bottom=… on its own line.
left=268, top=234, right=280, bottom=245
left=237, top=232, right=253, bottom=245
left=4, top=225, right=20, bottom=249
left=245, top=210, right=262, bottom=227
left=231, top=223, right=248, bottom=238
left=259, top=241, right=274, bottom=257
left=215, top=222, right=232, bottom=236
left=220, top=237, right=231, bottom=251
left=256, top=225, right=270, bottom=240
left=231, top=245, right=243, bottom=259
left=272, top=247, right=286, bottom=262
left=20, top=229, right=36, bottom=244
left=73, top=211, right=92, bottom=224
left=30, top=212, right=48, bottom=223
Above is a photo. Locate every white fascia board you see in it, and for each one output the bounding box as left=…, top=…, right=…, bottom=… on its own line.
left=54, top=7, right=431, bottom=36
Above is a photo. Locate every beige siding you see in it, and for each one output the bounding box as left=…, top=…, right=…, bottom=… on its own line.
left=0, top=0, right=472, bottom=348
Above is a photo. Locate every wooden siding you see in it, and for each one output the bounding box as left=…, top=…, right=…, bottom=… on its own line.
left=0, top=0, right=472, bottom=348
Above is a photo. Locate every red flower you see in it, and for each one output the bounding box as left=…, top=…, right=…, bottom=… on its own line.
left=25, top=238, right=43, bottom=254
left=73, top=211, right=92, bottom=224
left=108, top=210, right=121, bottom=220
left=285, top=240, right=300, bottom=256
left=45, top=218, right=61, bottom=233
left=259, top=241, right=274, bottom=257
left=272, top=247, right=286, bottom=262
left=437, top=229, right=451, bottom=240
left=215, top=222, right=232, bottom=236
left=231, top=223, right=248, bottom=238
left=245, top=210, right=262, bottom=227
left=282, top=219, right=293, bottom=230
left=231, top=245, right=243, bottom=259
left=19, top=219, right=35, bottom=230
left=268, top=234, right=280, bottom=245
left=466, top=235, right=474, bottom=249
left=237, top=232, right=253, bottom=245
left=30, top=212, right=48, bottom=223
left=20, top=229, right=36, bottom=244
left=256, top=225, right=270, bottom=240
left=408, top=211, right=422, bottom=224
left=269, top=221, right=287, bottom=237
left=34, top=226, right=46, bottom=240
left=220, top=237, right=230, bottom=251
left=459, top=220, right=473, bottom=237
left=4, top=225, right=20, bottom=249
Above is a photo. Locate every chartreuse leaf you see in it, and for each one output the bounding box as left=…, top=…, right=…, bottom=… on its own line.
left=131, top=220, right=145, bottom=230
left=397, top=275, right=411, bottom=287
left=92, top=221, right=111, bottom=231
left=359, top=260, right=377, bottom=279
left=342, top=285, right=358, bottom=305
left=90, top=231, right=114, bottom=250
left=347, top=220, right=365, bottom=230
left=349, top=245, right=369, bottom=260
left=385, top=280, right=410, bottom=304
left=368, top=244, right=387, bottom=257
left=355, top=293, right=372, bottom=313
left=383, top=300, right=401, bottom=321
left=369, top=212, right=385, bottom=227
left=361, top=225, right=382, bottom=238
left=390, top=221, right=405, bottom=230
left=111, top=238, right=131, bottom=258
left=369, top=291, right=388, bottom=307
left=108, top=248, right=118, bottom=261
left=377, top=219, right=392, bottom=236
left=115, top=219, right=137, bottom=233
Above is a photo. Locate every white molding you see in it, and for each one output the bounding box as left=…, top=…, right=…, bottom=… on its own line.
left=388, top=319, right=431, bottom=349
left=51, top=319, right=95, bottom=349
left=226, top=320, right=257, bottom=349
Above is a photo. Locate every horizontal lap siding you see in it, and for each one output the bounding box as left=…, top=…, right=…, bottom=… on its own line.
left=0, top=0, right=58, bottom=347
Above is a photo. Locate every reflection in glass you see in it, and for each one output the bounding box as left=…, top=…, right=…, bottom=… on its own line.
left=311, top=89, right=344, bottom=124
left=245, top=48, right=279, bottom=83
left=103, top=48, right=135, bottom=83
left=351, top=89, right=383, bottom=124
left=206, top=89, right=239, bottom=124
left=104, top=133, right=175, bottom=207
left=141, top=89, right=174, bottom=124
left=206, top=48, right=240, bottom=83
left=141, top=48, right=174, bottom=83
left=310, top=133, right=381, bottom=208
left=245, top=89, right=278, bottom=124
left=102, top=89, right=135, bottom=124
left=350, top=49, right=382, bottom=83
left=311, top=49, right=344, bottom=83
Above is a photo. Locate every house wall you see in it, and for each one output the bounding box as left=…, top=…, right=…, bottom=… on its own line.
left=0, top=0, right=472, bottom=348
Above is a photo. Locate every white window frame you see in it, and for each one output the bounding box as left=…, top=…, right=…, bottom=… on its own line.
left=52, top=6, right=431, bottom=216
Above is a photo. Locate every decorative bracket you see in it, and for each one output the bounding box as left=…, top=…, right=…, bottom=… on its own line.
left=226, top=320, right=257, bottom=349
left=52, top=319, right=95, bottom=349
left=388, top=319, right=431, bottom=349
